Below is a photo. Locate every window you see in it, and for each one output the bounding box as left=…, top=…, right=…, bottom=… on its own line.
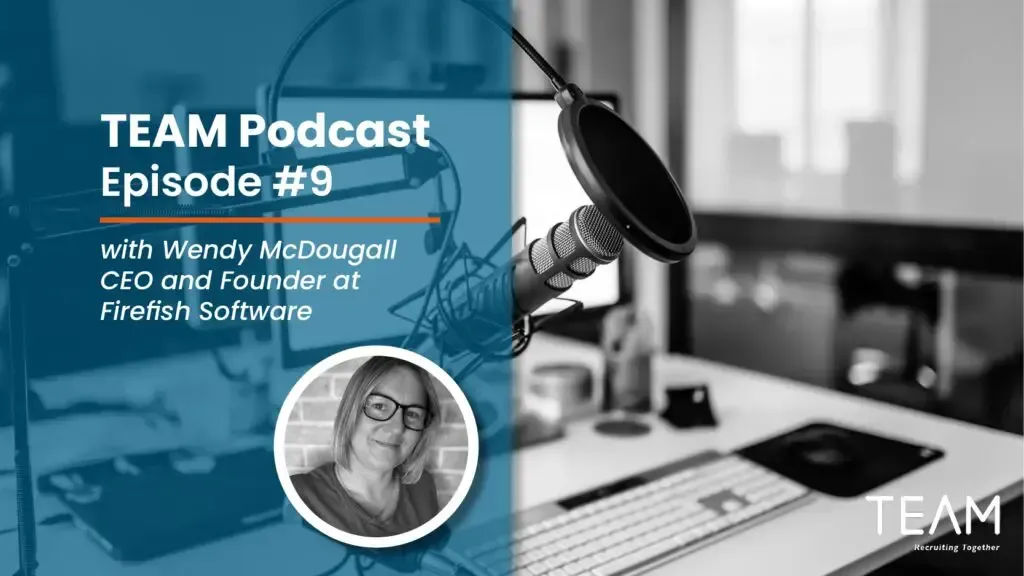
left=734, top=0, right=885, bottom=174
left=735, top=0, right=805, bottom=170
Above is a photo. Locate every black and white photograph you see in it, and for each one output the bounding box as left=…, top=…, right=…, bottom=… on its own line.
left=274, top=347, right=477, bottom=548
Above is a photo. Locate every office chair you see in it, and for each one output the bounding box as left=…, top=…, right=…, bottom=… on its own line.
left=834, top=261, right=941, bottom=411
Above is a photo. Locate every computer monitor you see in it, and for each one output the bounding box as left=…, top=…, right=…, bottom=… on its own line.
left=262, top=89, right=626, bottom=369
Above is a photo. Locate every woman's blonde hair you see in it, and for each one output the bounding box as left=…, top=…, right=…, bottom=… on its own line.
left=331, top=356, right=440, bottom=484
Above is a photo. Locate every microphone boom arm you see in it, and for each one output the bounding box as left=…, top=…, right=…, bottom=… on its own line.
left=388, top=216, right=584, bottom=382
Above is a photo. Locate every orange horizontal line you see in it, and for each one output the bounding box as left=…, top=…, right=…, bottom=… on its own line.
left=100, top=216, right=440, bottom=224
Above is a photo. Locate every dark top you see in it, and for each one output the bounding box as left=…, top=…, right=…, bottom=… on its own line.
left=290, top=464, right=440, bottom=537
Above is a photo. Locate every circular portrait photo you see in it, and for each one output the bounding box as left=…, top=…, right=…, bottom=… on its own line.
left=274, top=346, right=478, bottom=548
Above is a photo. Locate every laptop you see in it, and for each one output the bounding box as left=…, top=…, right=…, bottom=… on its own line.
left=37, top=445, right=283, bottom=561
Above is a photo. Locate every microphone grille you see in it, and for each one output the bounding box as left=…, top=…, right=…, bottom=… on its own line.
left=529, top=238, right=573, bottom=289
left=553, top=222, right=598, bottom=276
left=574, top=205, right=624, bottom=260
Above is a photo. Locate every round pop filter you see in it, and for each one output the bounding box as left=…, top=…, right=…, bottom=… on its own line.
left=556, top=85, right=697, bottom=263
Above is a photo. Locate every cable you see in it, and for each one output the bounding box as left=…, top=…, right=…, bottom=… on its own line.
left=442, top=549, right=491, bottom=576
left=211, top=346, right=250, bottom=384
left=0, top=514, right=73, bottom=537
left=400, top=141, right=462, bottom=349
left=358, top=555, right=377, bottom=571
left=266, top=0, right=359, bottom=127
left=353, top=553, right=378, bottom=576
left=455, top=0, right=567, bottom=91
left=304, top=545, right=382, bottom=576
left=309, top=555, right=351, bottom=576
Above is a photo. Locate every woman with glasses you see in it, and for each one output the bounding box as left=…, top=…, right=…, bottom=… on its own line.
left=290, top=356, right=442, bottom=537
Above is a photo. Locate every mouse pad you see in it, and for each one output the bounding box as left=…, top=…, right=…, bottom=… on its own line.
left=736, top=421, right=944, bottom=498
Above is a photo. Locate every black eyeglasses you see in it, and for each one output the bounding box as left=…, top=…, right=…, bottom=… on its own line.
left=362, top=393, right=430, bottom=431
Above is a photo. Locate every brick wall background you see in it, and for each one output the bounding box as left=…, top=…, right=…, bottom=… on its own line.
left=283, top=358, right=469, bottom=507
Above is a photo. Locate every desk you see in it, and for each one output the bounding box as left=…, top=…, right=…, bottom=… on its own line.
left=515, top=335, right=1023, bottom=575
left=2, top=334, right=1021, bottom=575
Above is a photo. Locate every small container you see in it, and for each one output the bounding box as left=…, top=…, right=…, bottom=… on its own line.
left=523, top=363, right=595, bottom=423
left=601, top=306, right=654, bottom=413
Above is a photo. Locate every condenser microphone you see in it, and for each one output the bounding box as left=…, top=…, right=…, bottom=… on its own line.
left=431, top=205, right=623, bottom=352
left=515, top=204, right=624, bottom=315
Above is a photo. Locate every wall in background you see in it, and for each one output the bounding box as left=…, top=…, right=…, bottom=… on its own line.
left=920, top=0, right=1023, bottom=225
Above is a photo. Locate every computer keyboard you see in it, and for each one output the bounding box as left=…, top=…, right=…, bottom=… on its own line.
left=455, top=450, right=813, bottom=576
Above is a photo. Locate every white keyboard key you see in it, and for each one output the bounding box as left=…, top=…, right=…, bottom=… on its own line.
left=565, top=558, right=587, bottom=573
left=525, top=563, right=547, bottom=575
left=590, top=535, right=685, bottom=576
left=721, top=499, right=743, bottom=513
left=543, top=556, right=567, bottom=571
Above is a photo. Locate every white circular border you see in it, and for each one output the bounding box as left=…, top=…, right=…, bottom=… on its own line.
left=273, top=345, right=480, bottom=549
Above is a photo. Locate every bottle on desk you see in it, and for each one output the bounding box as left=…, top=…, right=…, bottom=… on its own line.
left=601, top=306, right=654, bottom=414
